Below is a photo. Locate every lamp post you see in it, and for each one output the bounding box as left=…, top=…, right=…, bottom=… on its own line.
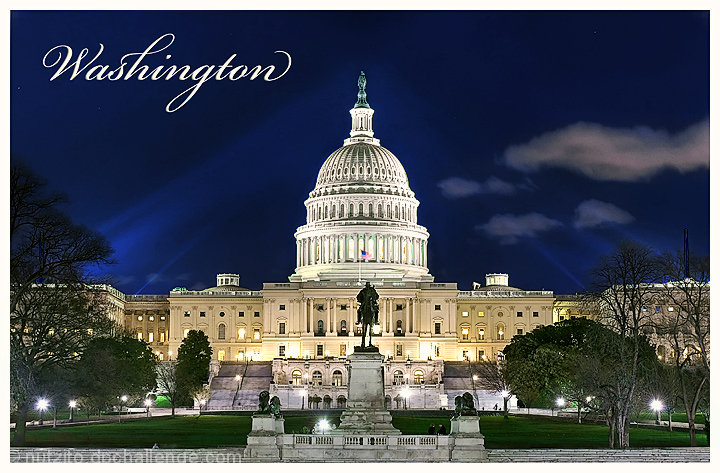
left=200, top=399, right=206, bottom=412
left=36, top=399, right=49, bottom=425
left=68, top=400, right=77, bottom=423
left=501, top=390, right=510, bottom=419
left=119, top=395, right=128, bottom=423
left=402, top=387, right=410, bottom=410
left=144, top=399, right=153, bottom=418
left=651, top=399, right=663, bottom=425
left=556, top=396, right=565, bottom=417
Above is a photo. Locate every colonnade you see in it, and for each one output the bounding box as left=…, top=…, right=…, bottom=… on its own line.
left=296, top=233, right=427, bottom=269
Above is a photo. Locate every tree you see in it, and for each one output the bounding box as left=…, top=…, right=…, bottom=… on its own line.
left=176, top=330, right=213, bottom=405
left=156, top=361, right=180, bottom=416
left=472, top=361, right=511, bottom=417
left=191, top=384, right=212, bottom=412
left=588, top=241, right=660, bottom=449
left=72, top=335, right=157, bottom=412
left=10, top=162, right=115, bottom=446
left=656, top=251, right=710, bottom=446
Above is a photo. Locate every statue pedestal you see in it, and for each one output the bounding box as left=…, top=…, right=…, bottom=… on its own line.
left=449, top=416, right=487, bottom=461
left=336, top=351, right=400, bottom=433
left=245, top=414, right=282, bottom=459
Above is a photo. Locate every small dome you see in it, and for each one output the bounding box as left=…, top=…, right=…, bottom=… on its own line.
left=315, top=142, right=409, bottom=189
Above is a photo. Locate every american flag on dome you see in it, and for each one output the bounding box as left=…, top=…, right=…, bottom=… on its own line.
left=361, top=250, right=371, bottom=261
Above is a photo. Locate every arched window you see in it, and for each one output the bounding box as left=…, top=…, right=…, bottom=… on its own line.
left=387, top=204, right=391, bottom=218
left=340, top=203, right=344, bottom=218
left=395, top=205, right=399, bottom=219
left=402, top=206, right=406, bottom=220
left=359, top=203, right=363, bottom=216
left=657, top=345, right=666, bottom=361
left=332, top=205, right=336, bottom=218
left=414, top=370, right=424, bottom=385
left=238, top=327, right=246, bottom=339
left=218, top=323, right=226, bottom=340
left=324, top=206, right=328, bottom=219
left=291, top=370, right=302, bottom=385
left=332, top=370, right=343, bottom=386
left=369, top=203, right=374, bottom=217
left=393, top=370, right=404, bottom=385
left=497, top=324, right=505, bottom=341
left=317, top=320, right=324, bottom=334
left=349, top=203, right=354, bottom=217
left=312, top=370, right=323, bottom=386
left=312, top=207, right=316, bottom=221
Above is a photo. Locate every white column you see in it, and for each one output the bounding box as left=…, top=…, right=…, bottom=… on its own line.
left=301, top=297, right=308, bottom=334
left=411, top=297, right=417, bottom=333
left=405, top=297, right=410, bottom=334
left=309, top=297, right=314, bottom=334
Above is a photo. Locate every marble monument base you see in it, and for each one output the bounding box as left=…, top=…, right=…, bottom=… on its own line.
left=244, top=414, right=283, bottom=459
left=335, top=350, right=400, bottom=434
left=449, top=416, right=487, bottom=462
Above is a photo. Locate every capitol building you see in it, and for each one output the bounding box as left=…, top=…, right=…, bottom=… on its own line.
left=111, top=73, right=592, bottom=410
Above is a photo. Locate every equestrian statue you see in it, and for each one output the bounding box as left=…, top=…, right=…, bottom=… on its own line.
left=356, top=281, right=380, bottom=350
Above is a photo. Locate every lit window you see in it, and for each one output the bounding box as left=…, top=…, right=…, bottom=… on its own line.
left=218, top=350, right=225, bottom=361
left=396, top=344, right=403, bottom=356
left=160, top=316, right=166, bottom=321
left=279, top=346, right=285, bottom=357
left=218, top=324, right=226, bottom=340
left=340, top=344, right=346, bottom=357
left=462, top=311, right=469, bottom=317
left=668, top=306, right=674, bottom=312
left=87, top=328, right=93, bottom=335
left=479, top=350, right=486, bottom=360
left=183, top=328, right=190, bottom=338
left=149, top=316, right=155, bottom=321
left=461, top=327, right=469, bottom=340
left=497, top=352, right=505, bottom=361
left=332, top=370, right=342, bottom=386
left=478, top=311, right=485, bottom=317
left=291, top=370, right=302, bottom=385
left=393, top=370, right=404, bottom=385
left=497, top=325, right=505, bottom=340
left=148, top=332, right=154, bottom=342
left=238, top=328, right=246, bottom=339
left=137, top=331, right=143, bottom=341
left=253, top=329, right=260, bottom=340
left=137, top=316, right=143, bottom=321
left=414, top=370, right=424, bottom=385
left=159, top=331, right=165, bottom=342
left=157, top=353, right=164, bottom=361
left=478, top=329, right=485, bottom=340
left=312, top=370, right=323, bottom=386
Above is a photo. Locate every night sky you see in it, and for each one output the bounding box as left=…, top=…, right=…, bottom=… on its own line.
left=10, top=11, right=710, bottom=295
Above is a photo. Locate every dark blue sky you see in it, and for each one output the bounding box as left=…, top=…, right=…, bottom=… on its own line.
left=11, top=11, right=710, bottom=295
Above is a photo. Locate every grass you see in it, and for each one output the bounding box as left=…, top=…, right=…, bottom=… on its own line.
left=11, top=413, right=708, bottom=449
left=632, top=411, right=706, bottom=424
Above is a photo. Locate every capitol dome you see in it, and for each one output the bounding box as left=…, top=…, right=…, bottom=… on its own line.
left=290, top=72, right=433, bottom=283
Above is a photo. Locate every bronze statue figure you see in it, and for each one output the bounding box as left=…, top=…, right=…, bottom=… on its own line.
left=269, top=395, right=281, bottom=416
left=454, top=392, right=478, bottom=416
left=356, top=281, right=379, bottom=349
left=256, top=390, right=271, bottom=414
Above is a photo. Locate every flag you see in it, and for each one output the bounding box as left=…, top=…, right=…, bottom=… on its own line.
left=361, top=250, right=371, bottom=261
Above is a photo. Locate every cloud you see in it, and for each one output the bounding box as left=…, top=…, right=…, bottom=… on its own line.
left=476, top=212, right=563, bottom=244
left=437, top=176, right=517, bottom=198
left=503, top=120, right=709, bottom=181
left=573, top=199, right=635, bottom=229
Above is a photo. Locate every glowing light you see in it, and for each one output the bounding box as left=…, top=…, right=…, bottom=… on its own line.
left=144, top=399, right=153, bottom=407
left=235, top=375, right=241, bottom=381
left=200, top=399, right=206, bottom=405
left=121, top=395, right=128, bottom=403
left=586, top=396, right=593, bottom=403
left=317, top=418, right=330, bottom=434
left=650, top=399, right=663, bottom=412
left=36, top=399, right=49, bottom=411
left=501, top=390, right=509, bottom=398
left=556, top=397, right=565, bottom=407
left=238, top=328, right=246, bottom=338
left=68, top=400, right=77, bottom=408
left=472, top=375, right=478, bottom=381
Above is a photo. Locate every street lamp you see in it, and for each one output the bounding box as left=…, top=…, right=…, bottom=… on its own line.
left=300, top=389, right=307, bottom=410
left=119, top=395, right=128, bottom=423
left=36, top=399, right=49, bottom=425
left=317, top=418, right=330, bottom=434
left=651, top=399, right=663, bottom=425
left=500, top=390, right=510, bottom=419
left=556, top=397, right=566, bottom=408
left=144, top=399, right=153, bottom=418
left=68, top=400, right=77, bottom=422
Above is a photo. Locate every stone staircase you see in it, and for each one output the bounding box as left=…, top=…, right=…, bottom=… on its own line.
left=207, top=361, right=272, bottom=410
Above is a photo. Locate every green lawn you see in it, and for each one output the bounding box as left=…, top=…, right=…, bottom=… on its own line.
left=11, top=414, right=708, bottom=449
left=632, top=411, right=706, bottom=424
